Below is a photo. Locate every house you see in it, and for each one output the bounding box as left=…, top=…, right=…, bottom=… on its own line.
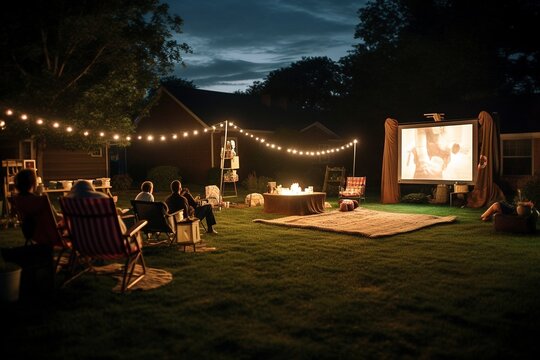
left=495, top=95, right=540, bottom=190
left=127, top=86, right=351, bottom=188
left=0, top=129, right=108, bottom=188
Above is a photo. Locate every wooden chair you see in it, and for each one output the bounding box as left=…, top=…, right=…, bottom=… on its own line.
left=59, top=197, right=147, bottom=293
left=339, top=176, right=366, bottom=204
left=12, top=194, right=71, bottom=272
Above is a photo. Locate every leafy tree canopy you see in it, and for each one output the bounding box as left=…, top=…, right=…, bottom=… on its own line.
left=0, top=0, right=191, bottom=148
left=160, top=76, right=197, bottom=90
left=342, top=0, right=540, bottom=114
left=244, top=56, right=342, bottom=112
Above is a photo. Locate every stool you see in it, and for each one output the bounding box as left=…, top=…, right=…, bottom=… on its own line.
left=176, top=219, right=201, bottom=252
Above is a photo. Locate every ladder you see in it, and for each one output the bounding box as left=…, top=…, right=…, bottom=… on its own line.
left=322, top=166, right=346, bottom=194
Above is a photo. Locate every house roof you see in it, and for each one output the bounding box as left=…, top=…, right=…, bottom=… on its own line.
left=300, top=121, right=340, bottom=139
left=161, top=85, right=338, bottom=134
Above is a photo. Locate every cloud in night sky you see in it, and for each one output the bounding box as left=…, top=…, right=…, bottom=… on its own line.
left=167, top=0, right=365, bottom=93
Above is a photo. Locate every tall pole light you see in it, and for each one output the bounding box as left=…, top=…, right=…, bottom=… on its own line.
left=219, top=120, right=229, bottom=204
left=352, top=139, right=358, bottom=176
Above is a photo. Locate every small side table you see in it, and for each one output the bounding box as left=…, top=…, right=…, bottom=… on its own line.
left=450, top=192, right=468, bottom=207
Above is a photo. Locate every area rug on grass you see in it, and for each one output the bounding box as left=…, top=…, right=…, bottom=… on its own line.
left=94, top=264, right=173, bottom=293
left=253, top=207, right=456, bottom=238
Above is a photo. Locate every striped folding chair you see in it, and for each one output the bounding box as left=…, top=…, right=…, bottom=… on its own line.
left=339, top=176, right=366, bottom=204
left=13, top=195, right=71, bottom=273
left=59, top=197, right=148, bottom=293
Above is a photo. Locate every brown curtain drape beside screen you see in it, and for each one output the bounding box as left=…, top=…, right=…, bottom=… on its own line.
left=381, top=118, right=400, bottom=203
left=466, top=111, right=505, bottom=208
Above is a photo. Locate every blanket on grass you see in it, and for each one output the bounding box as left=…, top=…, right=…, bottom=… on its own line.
left=253, top=207, right=456, bottom=238
left=94, top=264, right=173, bottom=293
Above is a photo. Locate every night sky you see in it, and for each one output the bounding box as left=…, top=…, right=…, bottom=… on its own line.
left=167, top=0, right=364, bottom=93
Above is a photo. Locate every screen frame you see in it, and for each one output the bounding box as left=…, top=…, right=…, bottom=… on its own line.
left=397, top=119, right=479, bottom=185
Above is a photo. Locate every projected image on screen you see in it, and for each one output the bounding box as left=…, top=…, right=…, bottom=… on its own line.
left=399, top=123, right=475, bottom=183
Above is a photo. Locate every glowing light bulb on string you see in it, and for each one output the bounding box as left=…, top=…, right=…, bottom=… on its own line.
left=36, top=119, right=44, bottom=125
left=20, top=114, right=28, bottom=120
left=113, top=134, right=120, bottom=140
left=66, top=126, right=73, bottom=133
left=99, top=132, right=105, bottom=137
left=53, top=122, right=60, bottom=128
left=84, top=131, right=89, bottom=136
left=5, top=109, right=13, bottom=116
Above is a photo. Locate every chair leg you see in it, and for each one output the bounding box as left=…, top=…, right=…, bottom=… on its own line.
left=121, top=252, right=146, bottom=293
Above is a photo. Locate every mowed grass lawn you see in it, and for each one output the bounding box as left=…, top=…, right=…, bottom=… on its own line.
left=1, top=189, right=540, bottom=359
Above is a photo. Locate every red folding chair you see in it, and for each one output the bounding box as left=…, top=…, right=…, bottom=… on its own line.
left=13, top=195, right=71, bottom=273
left=59, top=197, right=148, bottom=293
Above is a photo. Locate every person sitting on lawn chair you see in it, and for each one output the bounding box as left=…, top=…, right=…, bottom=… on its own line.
left=165, top=180, right=218, bottom=234
left=135, top=181, right=155, bottom=202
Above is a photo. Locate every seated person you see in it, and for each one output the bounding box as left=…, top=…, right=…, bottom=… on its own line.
left=165, top=180, right=218, bottom=234
left=67, top=180, right=109, bottom=199
left=135, top=181, right=154, bottom=202
left=13, top=168, right=63, bottom=233
left=481, top=200, right=538, bottom=221
left=67, top=180, right=129, bottom=234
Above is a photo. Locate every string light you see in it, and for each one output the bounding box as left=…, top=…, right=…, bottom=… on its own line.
left=0, top=106, right=130, bottom=142
left=1, top=107, right=357, bottom=156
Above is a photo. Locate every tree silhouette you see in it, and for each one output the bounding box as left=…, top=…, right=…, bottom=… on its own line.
left=0, top=0, right=191, bottom=147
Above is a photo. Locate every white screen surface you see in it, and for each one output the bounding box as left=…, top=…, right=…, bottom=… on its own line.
left=399, top=123, right=474, bottom=183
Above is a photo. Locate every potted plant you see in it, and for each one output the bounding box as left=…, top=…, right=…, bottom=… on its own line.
left=0, top=253, right=22, bottom=302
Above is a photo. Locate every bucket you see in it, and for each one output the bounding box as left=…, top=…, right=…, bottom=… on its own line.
left=0, top=263, right=22, bottom=302
left=435, top=184, right=448, bottom=204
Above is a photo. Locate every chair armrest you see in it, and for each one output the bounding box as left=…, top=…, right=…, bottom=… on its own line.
left=167, top=210, right=182, bottom=217
left=125, top=220, right=148, bottom=237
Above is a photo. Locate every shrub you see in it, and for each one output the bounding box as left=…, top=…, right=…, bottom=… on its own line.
left=257, top=176, right=274, bottom=193
left=523, top=176, right=540, bottom=205
left=147, top=166, right=181, bottom=192
left=242, top=172, right=259, bottom=192
left=111, top=174, right=133, bottom=191
left=242, top=172, right=274, bottom=193
left=401, top=193, right=430, bottom=203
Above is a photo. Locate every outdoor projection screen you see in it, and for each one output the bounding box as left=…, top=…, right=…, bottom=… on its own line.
left=398, top=120, right=478, bottom=185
